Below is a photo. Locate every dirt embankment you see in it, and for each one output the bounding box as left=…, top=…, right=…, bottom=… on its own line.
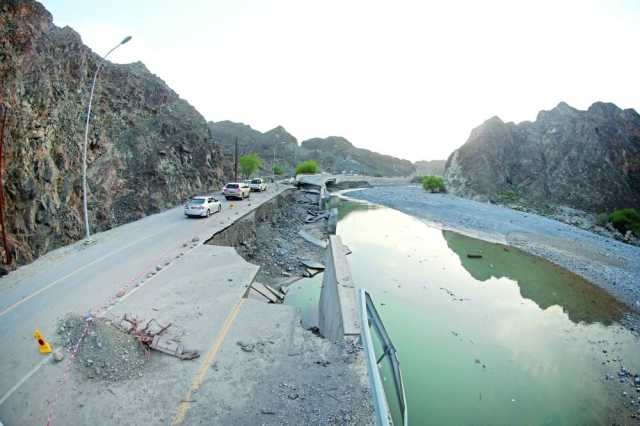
left=207, top=189, right=329, bottom=287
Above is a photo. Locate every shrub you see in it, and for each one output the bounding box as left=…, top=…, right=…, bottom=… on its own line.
left=295, top=160, right=320, bottom=175
left=239, top=153, right=262, bottom=178
left=498, top=190, right=520, bottom=203
left=272, top=165, right=284, bottom=176
left=595, top=212, right=609, bottom=227
left=609, top=208, right=640, bottom=235
left=421, top=175, right=445, bottom=193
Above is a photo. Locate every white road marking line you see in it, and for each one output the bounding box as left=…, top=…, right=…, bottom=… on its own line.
left=0, top=247, right=186, bottom=408
left=0, top=356, right=50, bottom=406
left=0, top=225, right=179, bottom=319
left=0, top=243, right=204, bottom=410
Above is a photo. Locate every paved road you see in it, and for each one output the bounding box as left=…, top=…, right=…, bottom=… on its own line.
left=0, top=185, right=289, bottom=424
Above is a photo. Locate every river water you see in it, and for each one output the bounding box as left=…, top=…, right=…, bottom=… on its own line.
left=286, top=196, right=640, bottom=425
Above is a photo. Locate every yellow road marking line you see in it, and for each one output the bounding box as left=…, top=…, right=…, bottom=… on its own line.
left=171, top=298, right=245, bottom=426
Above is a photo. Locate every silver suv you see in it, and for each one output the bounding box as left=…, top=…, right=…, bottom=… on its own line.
left=249, top=178, right=267, bottom=192
left=223, top=182, right=251, bottom=200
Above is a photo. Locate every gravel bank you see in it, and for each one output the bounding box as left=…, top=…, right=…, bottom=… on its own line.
left=347, top=185, right=640, bottom=316
left=57, top=314, right=147, bottom=382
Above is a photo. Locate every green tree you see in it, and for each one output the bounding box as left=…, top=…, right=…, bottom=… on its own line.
left=295, top=160, right=320, bottom=175
left=239, top=153, right=262, bottom=178
left=272, top=164, right=284, bottom=176
left=421, top=175, right=446, bottom=193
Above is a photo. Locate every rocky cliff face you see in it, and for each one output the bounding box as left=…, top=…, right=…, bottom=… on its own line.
left=1, top=0, right=227, bottom=266
left=414, top=160, right=445, bottom=176
left=444, top=102, right=640, bottom=212
left=300, top=136, right=415, bottom=177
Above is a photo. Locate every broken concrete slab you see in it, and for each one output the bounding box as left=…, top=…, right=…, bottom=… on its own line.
left=249, top=282, right=286, bottom=304
left=150, top=336, right=199, bottom=360
left=298, top=230, right=328, bottom=249
left=299, top=259, right=325, bottom=270
left=319, top=235, right=361, bottom=341
left=302, top=268, right=318, bottom=278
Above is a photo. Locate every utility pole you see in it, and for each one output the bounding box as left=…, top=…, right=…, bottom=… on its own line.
left=82, top=35, right=131, bottom=242
left=234, top=137, right=239, bottom=182
left=0, top=102, right=11, bottom=265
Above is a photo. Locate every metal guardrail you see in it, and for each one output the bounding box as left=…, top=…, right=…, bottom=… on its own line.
left=358, top=288, right=408, bottom=426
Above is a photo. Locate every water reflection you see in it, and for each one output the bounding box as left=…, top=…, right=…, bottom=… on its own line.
left=286, top=196, right=639, bottom=426
left=326, top=195, right=378, bottom=221
left=442, top=230, right=625, bottom=325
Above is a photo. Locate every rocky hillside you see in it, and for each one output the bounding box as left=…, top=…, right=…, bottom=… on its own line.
left=414, top=160, right=445, bottom=176
left=300, top=136, right=415, bottom=177
left=209, top=121, right=415, bottom=177
left=208, top=120, right=299, bottom=173
left=1, top=0, right=227, bottom=266
left=445, top=102, right=640, bottom=212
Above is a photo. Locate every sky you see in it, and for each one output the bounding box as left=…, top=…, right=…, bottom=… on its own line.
left=43, top=0, right=640, bottom=162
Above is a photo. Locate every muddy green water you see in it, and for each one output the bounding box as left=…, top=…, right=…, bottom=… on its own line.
left=286, top=197, right=640, bottom=425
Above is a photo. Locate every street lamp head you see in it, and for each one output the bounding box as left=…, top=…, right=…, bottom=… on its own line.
left=121, top=36, right=132, bottom=45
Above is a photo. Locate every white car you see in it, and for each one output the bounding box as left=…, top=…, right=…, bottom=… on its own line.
left=184, top=196, right=222, bottom=217
left=223, top=182, right=251, bottom=200
left=249, top=178, right=267, bottom=192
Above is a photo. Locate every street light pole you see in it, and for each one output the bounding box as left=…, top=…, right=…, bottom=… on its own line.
left=82, top=36, right=132, bottom=241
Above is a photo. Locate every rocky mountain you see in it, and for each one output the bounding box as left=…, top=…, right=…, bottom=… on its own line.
left=300, top=136, right=415, bottom=177
left=208, top=120, right=299, bottom=173
left=414, top=160, right=445, bottom=176
left=209, top=121, right=415, bottom=177
left=444, top=102, right=640, bottom=212
left=1, top=0, right=228, bottom=266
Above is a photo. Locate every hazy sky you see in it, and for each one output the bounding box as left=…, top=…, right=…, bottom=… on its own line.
left=43, top=0, right=640, bottom=161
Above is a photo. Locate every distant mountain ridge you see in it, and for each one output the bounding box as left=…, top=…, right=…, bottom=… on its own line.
left=414, top=160, right=445, bottom=176
left=208, top=121, right=416, bottom=177
left=300, top=136, right=415, bottom=177
left=444, top=101, right=640, bottom=212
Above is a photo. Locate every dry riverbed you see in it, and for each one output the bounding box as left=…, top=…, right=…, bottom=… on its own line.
left=347, top=185, right=640, bottom=330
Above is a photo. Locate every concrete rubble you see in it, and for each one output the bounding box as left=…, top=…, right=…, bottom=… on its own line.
left=209, top=189, right=333, bottom=288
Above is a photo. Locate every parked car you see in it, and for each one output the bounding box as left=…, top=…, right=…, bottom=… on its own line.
left=184, top=196, right=221, bottom=217
left=249, top=178, right=267, bottom=192
left=223, top=182, right=251, bottom=200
